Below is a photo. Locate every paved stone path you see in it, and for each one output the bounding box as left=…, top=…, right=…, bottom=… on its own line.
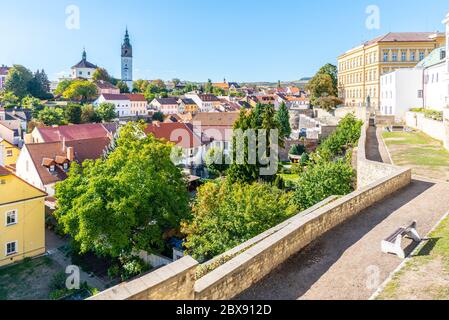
left=236, top=125, right=449, bottom=300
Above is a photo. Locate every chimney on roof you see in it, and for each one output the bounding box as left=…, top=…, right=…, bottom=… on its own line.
left=67, top=147, right=74, bottom=162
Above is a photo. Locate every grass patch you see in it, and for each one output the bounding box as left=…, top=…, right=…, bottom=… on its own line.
left=0, top=256, right=64, bottom=300
left=382, top=130, right=449, bottom=181
left=382, top=131, right=434, bottom=146
left=377, top=214, right=449, bottom=300
left=398, top=147, right=449, bottom=167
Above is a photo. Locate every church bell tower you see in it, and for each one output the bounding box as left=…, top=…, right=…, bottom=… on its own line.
left=121, top=28, right=133, bottom=91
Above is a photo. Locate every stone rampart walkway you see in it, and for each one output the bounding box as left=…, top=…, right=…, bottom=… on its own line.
left=237, top=125, right=449, bottom=300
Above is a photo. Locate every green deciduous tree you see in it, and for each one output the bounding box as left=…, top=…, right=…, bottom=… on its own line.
left=62, top=80, right=98, bottom=103
left=182, top=179, right=297, bottom=261
left=54, top=122, right=191, bottom=258
left=81, top=104, right=101, bottom=124
left=227, top=104, right=283, bottom=184
left=37, top=107, right=65, bottom=126
left=0, top=91, right=19, bottom=109
left=4, top=65, right=33, bottom=99
left=314, top=114, right=363, bottom=162
left=64, top=103, right=82, bottom=124
left=116, top=81, right=130, bottom=94
left=152, top=111, right=164, bottom=122
left=96, top=102, right=116, bottom=122
left=92, top=68, right=112, bottom=82
left=317, top=63, right=338, bottom=90
left=292, top=160, right=354, bottom=211
left=205, top=147, right=229, bottom=177
left=306, top=63, right=340, bottom=110
left=54, top=79, right=73, bottom=96
left=133, top=79, right=149, bottom=93
left=204, top=79, right=213, bottom=94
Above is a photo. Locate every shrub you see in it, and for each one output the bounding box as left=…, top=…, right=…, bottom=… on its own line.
left=49, top=271, right=67, bottom=291
left=314, top=114, right=363, bottom=162
left=182, top=179, right=297, bottom=261
left=410, top=108, right=443, bottom=121
left=289, top=144, right=306, bottom=156
left=119, top=257, right=150, bottom=281
left=292, top=160, right=354, bottom=211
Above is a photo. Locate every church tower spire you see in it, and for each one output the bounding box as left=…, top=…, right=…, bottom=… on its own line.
left=82, top=47, right=87, bottom=61
left=121, top=28, right=133, bottom=91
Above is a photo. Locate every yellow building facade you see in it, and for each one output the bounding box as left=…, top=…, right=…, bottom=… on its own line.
left=0, top=138, right=20, bottom=166
left=0, top=166, right=47, bottom=267
left=338, top=32, right=446, bottom=109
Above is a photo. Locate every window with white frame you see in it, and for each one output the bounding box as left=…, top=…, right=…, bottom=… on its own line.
left=6, top=210, right=18, bottom=226
left=6, top=241, right=18, bottom=256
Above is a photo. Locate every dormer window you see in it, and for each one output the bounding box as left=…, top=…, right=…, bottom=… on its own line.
left=49, top=165, right=56, bottom=173
left=63, top=162, right=69, bottom=171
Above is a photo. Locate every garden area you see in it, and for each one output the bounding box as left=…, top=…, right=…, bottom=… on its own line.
left=0, top=255, right=96, bottom=300
left=382, top=130, right=449, bottom=181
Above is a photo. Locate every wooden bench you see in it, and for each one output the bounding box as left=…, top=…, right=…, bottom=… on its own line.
left=381, top=221, right=422, bottom=259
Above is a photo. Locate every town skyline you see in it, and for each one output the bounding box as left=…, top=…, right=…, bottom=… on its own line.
left=1, top=0, right=449, bottom=82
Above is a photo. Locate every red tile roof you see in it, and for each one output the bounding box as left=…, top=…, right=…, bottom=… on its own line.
left=364, top=32, right=444, bottom=46
left=25, top=137, right=111, bottom=185
left=144, top=123, right=203, bottom=149
left=101, top=93, right=130, bottom=101
left=126, top=94, right=147, bottom=102
left=192, top=112, right=239, bottom=127
left=95, top=80, right=118, bottom=90
left=36, top=123, right=117, bottom=143
left=198, top=94, right=220, bottom=102
left=0, top=165, right=11, bottom=176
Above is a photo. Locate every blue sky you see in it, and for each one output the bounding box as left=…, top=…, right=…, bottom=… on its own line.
left=0, top=0, right=448, bottom=82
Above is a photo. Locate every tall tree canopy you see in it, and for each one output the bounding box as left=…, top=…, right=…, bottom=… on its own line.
left=227, top=104, right=283, bottom=184
left=317, top=63, right=338, bottom=90
left=182, top=179, right=297, bottom=261
left=37, top=107, right=65, bottom=126
left=133, top=79, right=149, bottom=93
left=62, top=80, right=98, bottom=103
left=64, top=103, right=82, bottom=124
left=96, top=102, right=117, bottom=122
left=92, top=68, right=112, bottom=83
left=4, top=65, right=34, bottom=99
left=276, top=102, right=292, bottom=138
left=54, top=123, right=191, bottom=257
left=116, top=80, right=130, bottom=94
left=306, top=63, right=340, bottom=110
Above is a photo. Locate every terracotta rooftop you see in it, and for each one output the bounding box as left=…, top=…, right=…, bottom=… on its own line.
left=25, top=137, right=111, bottom=185
left=0, top=165, right=11, bottom=176
left=198, top=94, right=220, bottom=102
left=101, top=94, right=130, bottom=101
left=126, top=94, right=147, bottom=102
left=192, top=112, right=240, bottom=127
left=364, top=32, right=445, bottom=46
left=35, top=123, right=117, bottom=143
left=95, top=80, right=118, bottom=90
left=144, top=122, right=203, bottom=149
